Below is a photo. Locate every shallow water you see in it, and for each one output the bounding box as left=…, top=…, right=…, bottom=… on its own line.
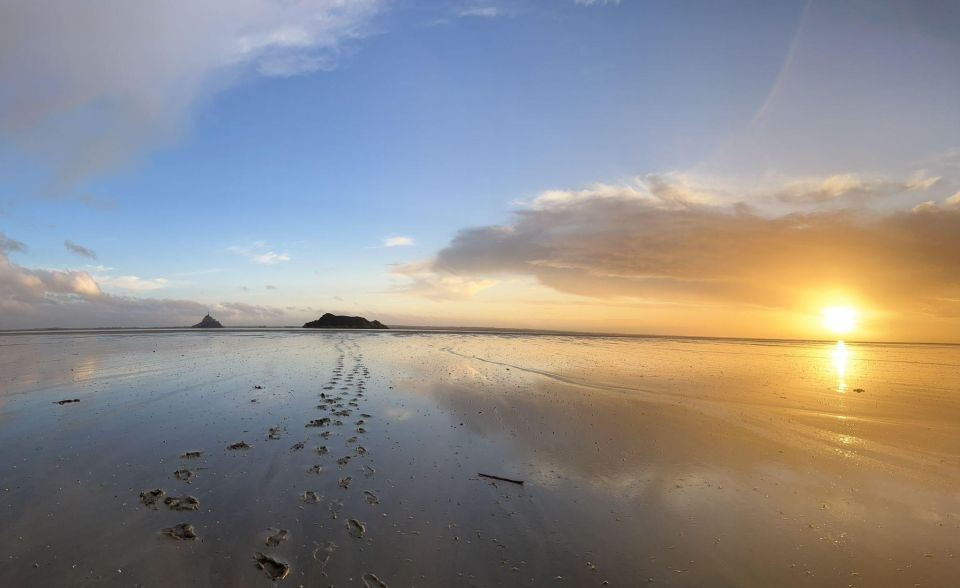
left=0, top=330, right=957, bottom=586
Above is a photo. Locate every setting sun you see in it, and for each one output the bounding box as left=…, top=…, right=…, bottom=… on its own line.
left=822, top=306, right=857, bottom=335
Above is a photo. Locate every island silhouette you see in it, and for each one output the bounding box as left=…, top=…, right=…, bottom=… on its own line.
left=191, top=314, right=223, bottom=328
left=303, top=313, right=388, bottom=329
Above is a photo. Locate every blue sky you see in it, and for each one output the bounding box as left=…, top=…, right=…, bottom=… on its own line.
left=2, top=0, right=960, bottom=340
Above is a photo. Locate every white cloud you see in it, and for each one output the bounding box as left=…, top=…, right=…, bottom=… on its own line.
left=95, top=275, right=170, bottom=292
left=458, top=7, right=502, bottom=18
left=945, top=192, right=960, bottom=208
left=251, top=252, right=291, bottom=265
left=382, top=236, right=415, bottom=247
left=0, top=0, right=383, bottom=186
left=228, top=242, right=291, bottom=265
left=391, top=260, right=498, bottom=300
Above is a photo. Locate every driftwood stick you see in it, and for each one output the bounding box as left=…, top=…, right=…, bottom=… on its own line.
left=478, top=473, right=524, bottom=485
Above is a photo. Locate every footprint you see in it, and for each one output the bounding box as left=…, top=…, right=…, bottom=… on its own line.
left=164, top=495, right=200, bottom=511
left=139, top=489, right=165, bottom=509
left=339, top=476, right=352, bottom=489
left=362, top=490, right=379, bottom=505
left=328, top=498, right=344, bottom=520
left=313, top=541, right=337, bottom=575
left=253, top=552, right=290, bottom=581
left=301, top=491, right=323, bottom=504
left=227, top=441, right=252, bottom=450
left=162, top=523, right=197, bottom=540
left=265, top=528, right=289, bottom=547
left=346, top=518, right=366, bottom=539
left=362, top=572, right=389, bottom=587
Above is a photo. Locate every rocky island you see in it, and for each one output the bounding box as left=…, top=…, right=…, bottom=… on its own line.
left=191, top=314, right=224, bottom=328
left=303, top=313, right=388, bottom=329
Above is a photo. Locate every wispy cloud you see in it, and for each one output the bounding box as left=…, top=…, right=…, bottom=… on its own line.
left=76, top=195, right=117, bottom=210
left=391, top=260, right=497, bottom=300
left=774, top=172, right=941, bottom=204
left=0, top=0, right=384, bottom=187
left=0, top=233, right=27, bottom=254
left=64, top=240, right=97, bottom=259
left=251, top=252, right=291, bottom=265
left=228, top=241, right=291, bottom=265
left=458, top=6, right=502, bottom=18
left=382, top=236, right=415, bottom=247
left=94, top=274, right=169, bottom=292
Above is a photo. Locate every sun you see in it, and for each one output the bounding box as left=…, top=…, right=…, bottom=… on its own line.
left=822, top=306, right=857, bottom=335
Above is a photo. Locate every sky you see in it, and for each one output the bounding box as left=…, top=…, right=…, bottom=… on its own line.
left=2, top=0, right=960, bottom=341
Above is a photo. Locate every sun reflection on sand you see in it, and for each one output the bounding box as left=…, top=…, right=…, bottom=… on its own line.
left=831, top=340, right=849, bottom=392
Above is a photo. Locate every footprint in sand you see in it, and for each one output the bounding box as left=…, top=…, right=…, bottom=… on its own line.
left=227, top=441, right=252, bottom=450
left=363, top=490, right=379, bottom=505
left=339, top=476, right=352, bottom=489
left=264, top=528, right=289, bottom=547
left=164, top=495, right=200, bottom=511
left=140, top=489, right=165, bottom=509
left=362, top=572, right=389, bottom=587
left=313, top=541, right=337, bottom=575
left=346, top=518, right=366, bottom=539
left=253, top=552, right=290, bottom=581
left=162, top=523, right=197, bottom=540
left=180, top=451, right=203, bottom=459
left=301, top=491, right=323, bottom=504
left=328, top=498, right=344, bottom=519
left=173, top=469, right=193, bottom=482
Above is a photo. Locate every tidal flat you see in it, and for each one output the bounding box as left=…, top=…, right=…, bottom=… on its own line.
left=0, top=330, right=957, bottom=586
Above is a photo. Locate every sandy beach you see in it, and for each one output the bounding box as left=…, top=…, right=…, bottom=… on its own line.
left=0, top=330, right=957, bottom=586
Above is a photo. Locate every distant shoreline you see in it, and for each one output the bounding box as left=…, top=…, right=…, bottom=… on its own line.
left=0, top=325, right=955, bottom=347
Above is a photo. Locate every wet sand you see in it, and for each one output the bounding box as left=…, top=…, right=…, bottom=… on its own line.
left=0, top=330, right=957, bottom=586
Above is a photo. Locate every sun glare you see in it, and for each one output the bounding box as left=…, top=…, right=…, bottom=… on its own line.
left=822, top=306, right=857, bottom=335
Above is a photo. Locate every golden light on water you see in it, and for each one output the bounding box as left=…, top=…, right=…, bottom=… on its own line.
left=831, top=340, right=849, bottom=392
left=822, top=306, right=857, bottom=335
